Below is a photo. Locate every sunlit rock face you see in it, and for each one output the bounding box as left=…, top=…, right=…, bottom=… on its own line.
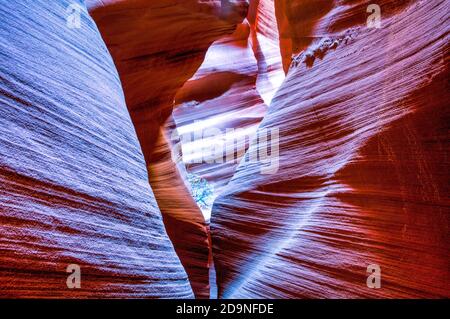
left=173, top=0, right=285, bottom=218
left=1, top=0, right=448, bottom=300
left=211, top=0, right=450, bottom=298
left=87, top=0, right=249, bottom=298
left=0, top=1, right=192, bottom=298
left=86, top=0, right=250, bottom=160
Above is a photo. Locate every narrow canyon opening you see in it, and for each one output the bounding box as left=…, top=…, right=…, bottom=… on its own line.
left=83, top=0, right=450, bottom=300
left=1, top=0, right=448, bottom=299
left=86, top=0, right=286, bottom=299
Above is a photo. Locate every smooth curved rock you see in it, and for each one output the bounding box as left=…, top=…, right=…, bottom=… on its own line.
left=87, top=0, right=249, bottom=298
left=211, top=0, right=450, bottom=298
left=173, top=0, right=285, bottom=217
left=2, top=0, right=448, bottom=300
left=0, top=0, right=192, bottom=298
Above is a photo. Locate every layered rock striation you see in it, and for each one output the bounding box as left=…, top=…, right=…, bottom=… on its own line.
left=1, top=0, right=448, bottom=299
left=0, top=0, right=192, bottom=298
left=87, top=0, right=250, bottom=298
left=211, top=0, right=450, bottom=298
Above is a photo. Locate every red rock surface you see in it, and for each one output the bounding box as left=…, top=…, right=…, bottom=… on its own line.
left=1, top=0, right=448, bottom=299
left=173, top=0, right=285, bottom=216
left=211, top=0, right=450, bottom=298
left=0, top=0, right=192, bottom=298
left=87, top=0, right=250, bottom=298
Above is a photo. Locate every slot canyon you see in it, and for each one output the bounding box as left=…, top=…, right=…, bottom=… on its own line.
left=0, top=0, right=449, bottom=299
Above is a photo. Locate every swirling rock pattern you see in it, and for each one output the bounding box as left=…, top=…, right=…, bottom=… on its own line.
left=211, top=0, right=450, bottom=298
left=0, top=0, right=192, bottom=298
left=1, top=0, right=448, bottom=299
left=87, top=0, right=250, bottom=298
left=173, top=0, right=285, bottom=216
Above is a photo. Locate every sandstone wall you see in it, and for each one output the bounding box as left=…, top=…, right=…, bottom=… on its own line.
left=0, top=0, right=192, bottom=298
left=211, top=0, right=450, bottom=298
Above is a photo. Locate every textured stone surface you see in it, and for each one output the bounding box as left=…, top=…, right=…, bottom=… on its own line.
left=173, top=0, right=285, bottom=217
left=211, top=0, right=450, bottom=298
left=0, top=0, right=192, bottom=298
left=1, top=0, right=448, bottom=299
left=88, top=0, right=250, bottom=298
